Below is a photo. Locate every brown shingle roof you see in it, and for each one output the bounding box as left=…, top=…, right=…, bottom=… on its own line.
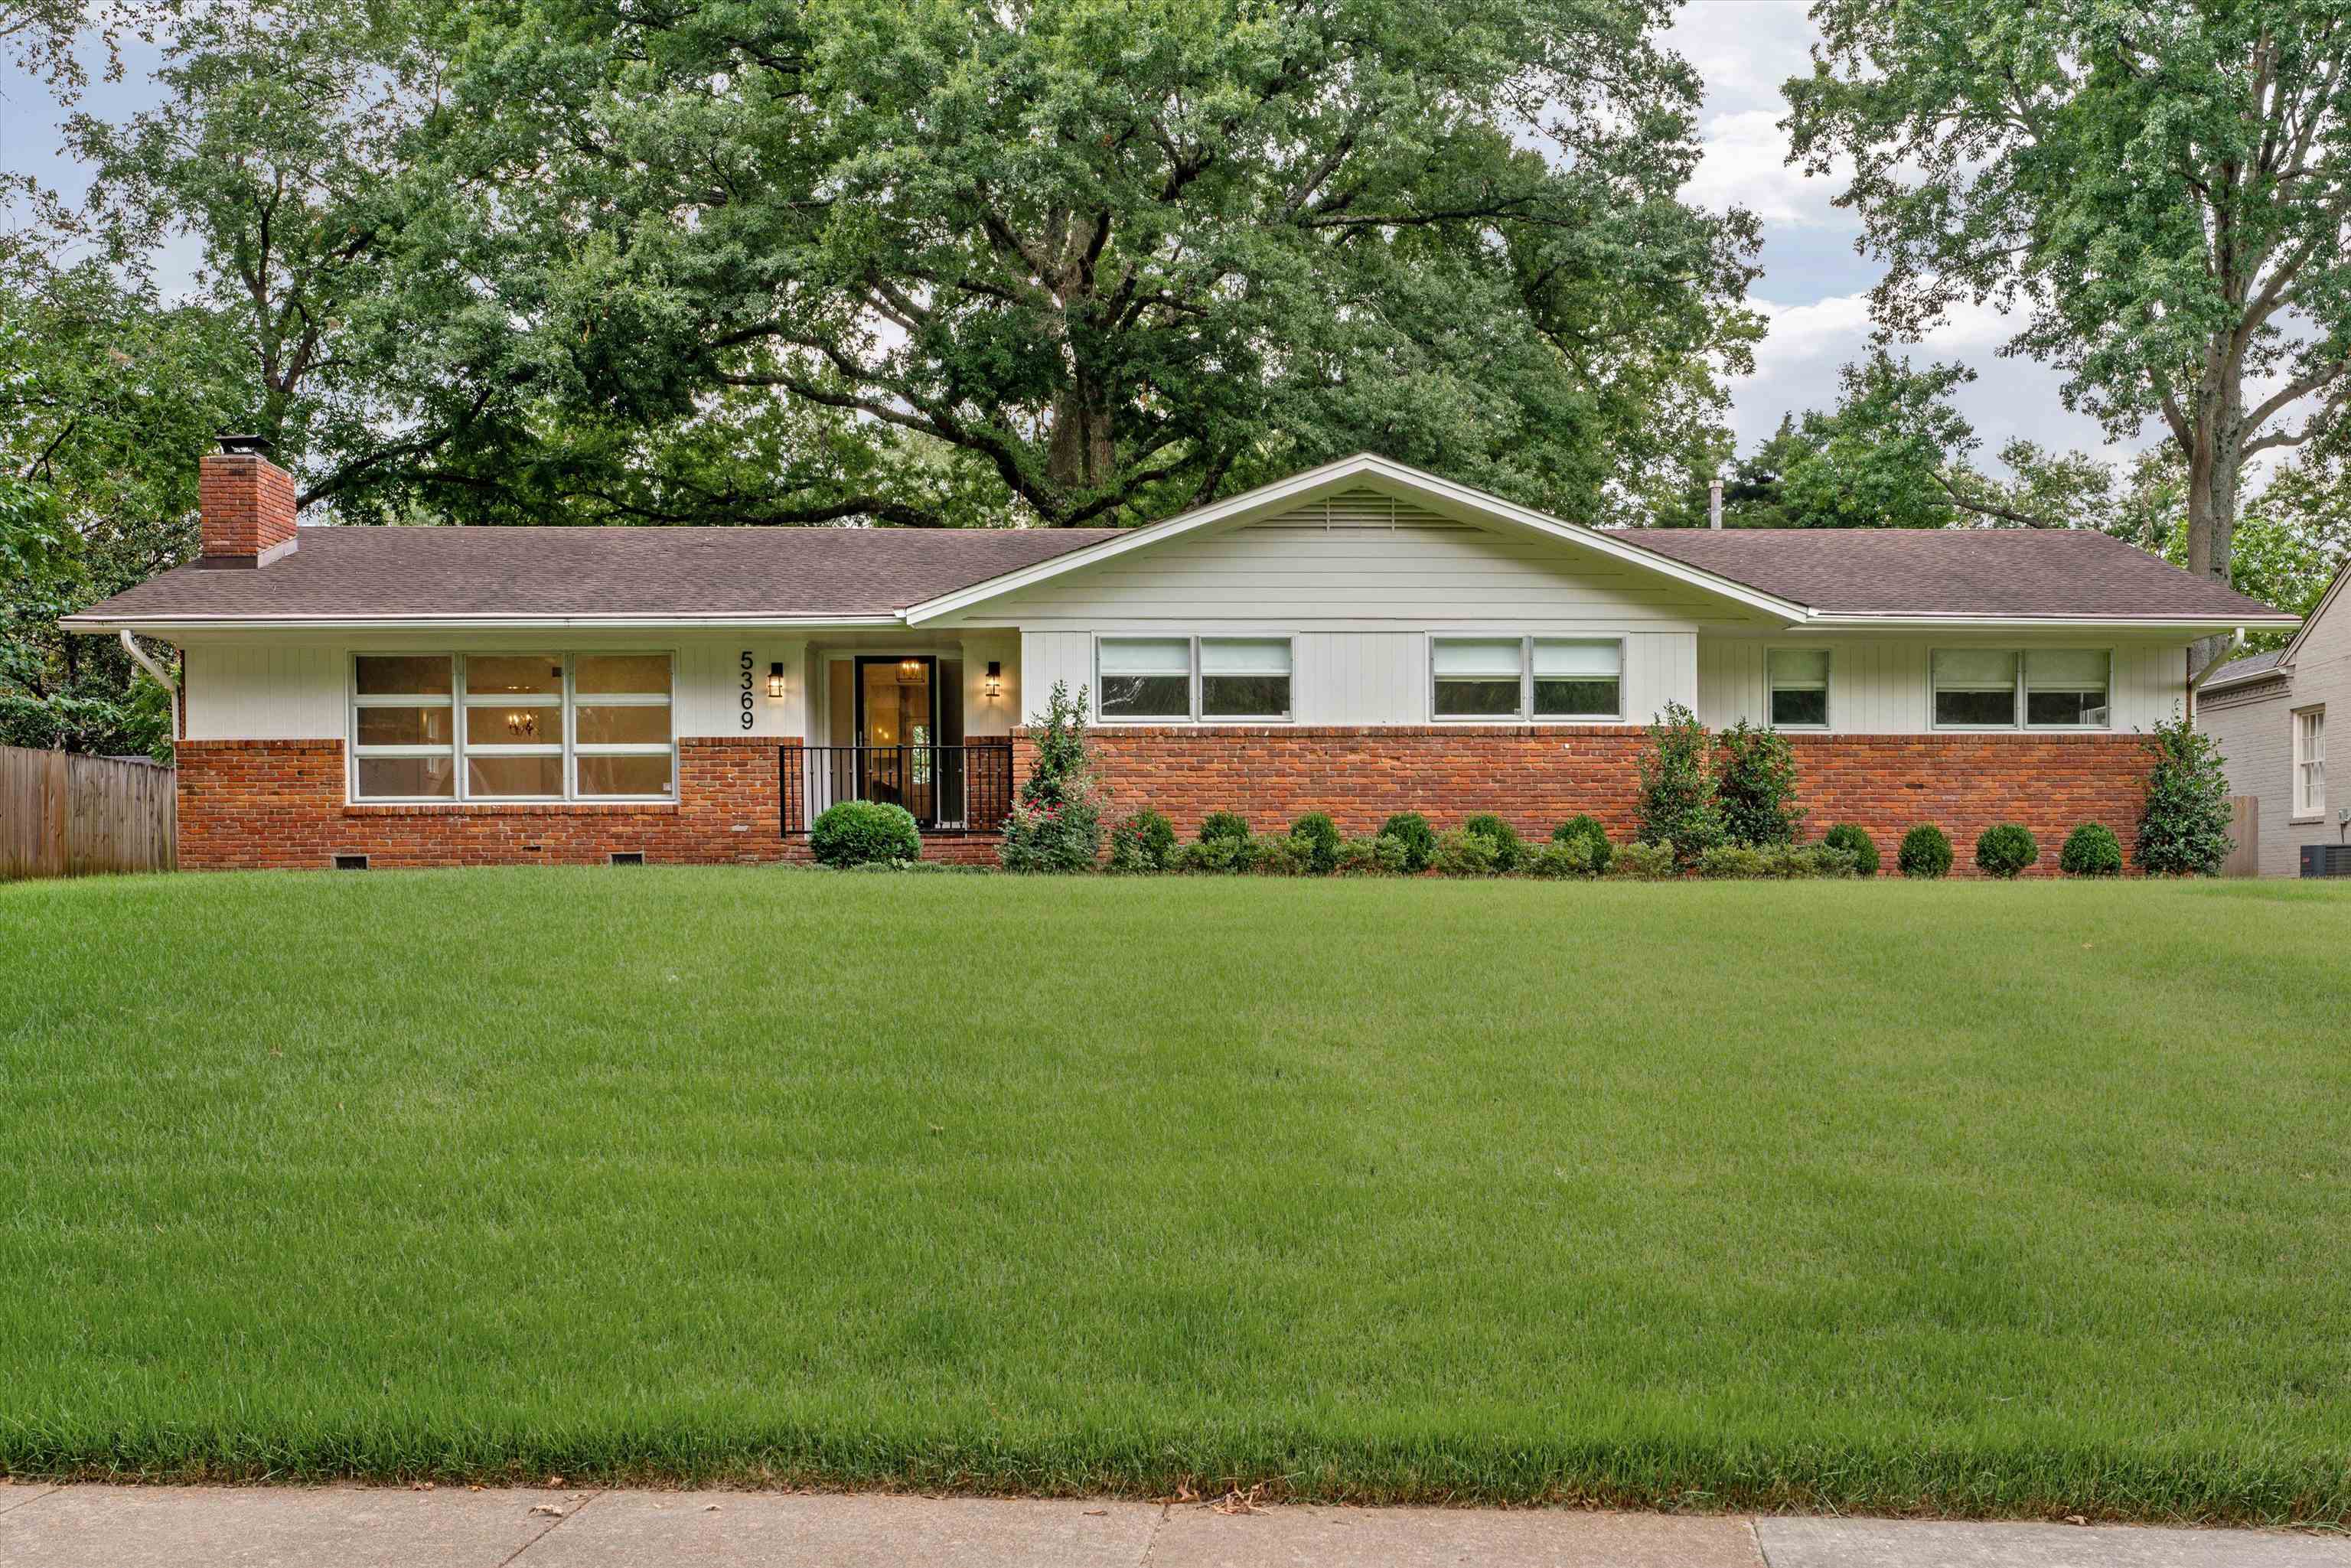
left=1616, top=527, right=2287, bottom=621
left=70, top=525, right=1126, bottom=622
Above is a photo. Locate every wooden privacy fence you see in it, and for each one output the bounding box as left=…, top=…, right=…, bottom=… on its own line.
left=2221, top=794, right=2259, bottom=879
left=1, top=745, right=177, bottom=880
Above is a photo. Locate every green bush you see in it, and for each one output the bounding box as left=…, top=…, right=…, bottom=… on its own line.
left=1550, top=813, right=1614, bottom=874
left=810, top=800, right=921, bottom=866
left=1607, top=840, right=1678, bottom=880
left=1897, top=824, right=1953, bottom=879
left=1525, top=838, right=1597, bottom=879
left=1459, top=813, right=1526, bottom=872
left=1697, top=844, right=1767, bottom=879
left=1821, top=823, right=1878, bottom=877
left=1176, top=836, right=1255, bottom=875
left=1714, top=720, right=1804, bottom=847
left=1635, top=703, right=1726, bottom=868
left=2137, top=715, right=2235, bottom=875
left=1198, top=811, right=1252, bottom=844
left=1289, top=812, right=1342, bottom=875
left=999, top=682, right=1103, bottom=872
left=1974, top=823, right=2040, bottom=879
left=1432, top=828, right=1502, bottom=877
left=1335, top=835, right=1410, bottom=875
left=2060, top=822, right=2125, bottom=878
left=1106, top=810, right=1178, bottom=874
left=1775, top=845, right=1858, bottom=879
left=1247, top=834, right=1310, bottom=875
left=1378, top=812, right=1438, bottom=872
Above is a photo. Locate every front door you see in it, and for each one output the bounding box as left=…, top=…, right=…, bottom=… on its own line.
left=854, top=656, right=937, bottom=825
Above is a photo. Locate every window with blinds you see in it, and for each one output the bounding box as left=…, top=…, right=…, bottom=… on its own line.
left=1432, top=637, right=1621, bottom=721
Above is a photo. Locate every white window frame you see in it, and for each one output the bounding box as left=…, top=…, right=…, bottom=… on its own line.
left=1766, top=647, right=1832, bottom=731
left=1929, top=647, right=2115, bottom=732
left=2292, top=706, right=2326, bottom=821
left=1091, top=634, right=1295, bottom=724
left=348, top=652, right=677, bottom=805
left=1427, top=634, right=1625, bottom=724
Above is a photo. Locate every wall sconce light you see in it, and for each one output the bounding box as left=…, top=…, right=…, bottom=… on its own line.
left=768, top=661, right=786, bottom=699
left=984, top=660, right=1003, bottom=699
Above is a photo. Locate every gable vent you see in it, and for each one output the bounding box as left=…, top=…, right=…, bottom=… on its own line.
left=1250, top=488, right=1469, bottom=534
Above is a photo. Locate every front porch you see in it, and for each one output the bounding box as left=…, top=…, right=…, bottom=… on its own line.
left=778, top=738, right=1015, bottom=839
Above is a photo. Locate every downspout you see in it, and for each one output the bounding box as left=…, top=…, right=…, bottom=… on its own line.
left=119, top=629, right=184, bottom=739
left=2183, top=629, right=2245, bottom=726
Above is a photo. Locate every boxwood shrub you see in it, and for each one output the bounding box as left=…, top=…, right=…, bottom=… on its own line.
left=1821, top=823, right=1878, bottom=877
left=2060, top=822, right=2124, bottom=878
left=1432, top=827, right=1502, bottom=877
left=810, top=800, right=921, bottom=867
left=1248, top=834, right=1310, bottom=875
left=1459, top=813, right=1526, bottom=872
left=1336, top=835, right=1409, bottom=875
left=1550, top=813, right=1614, bottom=874
left=1377, top=812, right=1437, bottom=872
left=1526, top=837, right=1598, bottom=879
left=1176, top=835, right=1254, bottom=875
left=1897, top=824, right=1953, bottom=879
left=1974, top=823, right=2040, bottom=879
left=1198, top=811, right=1251, bottom=844
left=1289, top=812, right=1342, bottom=875
left=1607, top=841, right=1678, bottom=880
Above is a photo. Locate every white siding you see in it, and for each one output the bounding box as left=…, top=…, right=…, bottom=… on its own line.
left=1699, top=637, right=2186, bottom=734
left=980, top=491, right=1764, bottom=629
left=183, top=635, right=811, bottom=742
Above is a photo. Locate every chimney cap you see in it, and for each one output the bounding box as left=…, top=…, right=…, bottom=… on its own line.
left=216, top=434, right=273, bottom=458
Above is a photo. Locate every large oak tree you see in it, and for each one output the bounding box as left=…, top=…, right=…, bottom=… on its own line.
left=1785, top=0, right=2351, bottom=663
left=419, top=0, right=1762, bottom=526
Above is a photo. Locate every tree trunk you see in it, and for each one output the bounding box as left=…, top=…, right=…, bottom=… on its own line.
left=2183, top=379, right=2247, bottom=676
left=1043, top=380, right=1114, bottom=519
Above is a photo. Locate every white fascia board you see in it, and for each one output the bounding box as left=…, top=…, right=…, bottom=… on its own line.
left=900, top=452, right=1813, bottom=625
left=1803, top=612, right=2301, bottom=632
left=2268, top=554, right=2350, bottom=670
left=60, top=613, right=904, bottom=634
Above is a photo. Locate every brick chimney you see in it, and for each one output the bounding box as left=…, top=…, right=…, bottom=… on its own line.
left=197, top=435, right=299, bottom=567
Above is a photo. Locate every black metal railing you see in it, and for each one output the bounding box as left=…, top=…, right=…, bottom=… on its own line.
left=781, top=740, right=1014, bottom=836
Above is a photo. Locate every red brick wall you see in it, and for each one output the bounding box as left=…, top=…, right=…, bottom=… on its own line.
left=177, top=738, right=805, bottom=870
left=1027, top=725, right=2154, bottom=876
left=197, top=452, right=299, bottom=562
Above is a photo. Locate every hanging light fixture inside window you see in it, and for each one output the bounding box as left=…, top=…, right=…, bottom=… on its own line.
left=897, top=658, right=924, bottom=685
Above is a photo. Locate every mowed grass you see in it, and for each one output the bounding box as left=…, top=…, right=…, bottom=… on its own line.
left=3, top=869, right=2349, bottom=1522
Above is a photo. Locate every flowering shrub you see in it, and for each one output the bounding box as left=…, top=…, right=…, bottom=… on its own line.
left=1107, top=809, right=1178, bottom=874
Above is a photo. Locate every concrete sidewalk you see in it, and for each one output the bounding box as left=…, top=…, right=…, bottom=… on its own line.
left=2, top=1485, right=2346, bottom=1567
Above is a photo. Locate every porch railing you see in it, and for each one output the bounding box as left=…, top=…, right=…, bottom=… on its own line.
left=780, top=740, right=1015, bottom=837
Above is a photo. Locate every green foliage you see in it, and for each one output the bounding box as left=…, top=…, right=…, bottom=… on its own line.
left=1785, top=0, right=2351, bottom=589
left=2137, top=717, right=2236, bottom=877
left=416, top=0, right=1762, bottom=529
left=1714, top=720, right=1803, bottom=846
left=1198, top=812, right=1252, bottom=845
left=1974, top=824, right=2040, bottom=881
left=1431, top=829, right=1502, bottom=878
left=1821, top=823, right=1878, bottom=877
left=1000, top=682, right=1101, bottom=872
left=1107, top=810, right=1179, bottom=875
left=1697, top=845, right=1766, bottom=879
left=1176, top=836, right=1256, bottom=875
left=1335, top=836, right=1409, bottom=876
left=809, top=800, right=921, bottom=868
left=1378, top=813, right=1438, bottom=873
left=1897, top=825, right=1953, bottom=880
left=1635, top=703, right=1725, bottom=867
left=1550, top=814, right=1614, bottom=875
left=1289, top=813, right=1342, bottom=875
left=1525, top=838, right=1597, bottom=879
left=1606, top=840, right=1678, bottom=880
left=2060, top=823, right=2125, bottom=879
left=1458, top=813, right=1526, bottom=872
left=1247, top=835, right=1310, bottom=876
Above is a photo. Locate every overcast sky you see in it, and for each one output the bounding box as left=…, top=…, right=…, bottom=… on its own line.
left=2, top=1, right=2141, bottom=475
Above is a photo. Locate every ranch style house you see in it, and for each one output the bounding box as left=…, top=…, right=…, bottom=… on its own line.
left=64, top=443, right=2297, bottom=874
left=2197, top=555, right=2345, bottom=876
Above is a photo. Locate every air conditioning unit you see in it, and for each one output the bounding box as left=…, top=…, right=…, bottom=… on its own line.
left=2299, top=843, right=2351, bottom=878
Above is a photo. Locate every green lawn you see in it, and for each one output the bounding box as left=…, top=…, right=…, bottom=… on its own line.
left=4, top=869, right=2349, bottom=1522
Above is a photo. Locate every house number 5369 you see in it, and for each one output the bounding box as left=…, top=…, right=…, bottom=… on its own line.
left=739, top=650, right=756, bottom=730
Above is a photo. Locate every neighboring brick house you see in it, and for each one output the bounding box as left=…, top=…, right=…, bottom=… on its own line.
left=2198, top=559, right=2346, bottom=875
left=64, top=445, right=2295, bottom=874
